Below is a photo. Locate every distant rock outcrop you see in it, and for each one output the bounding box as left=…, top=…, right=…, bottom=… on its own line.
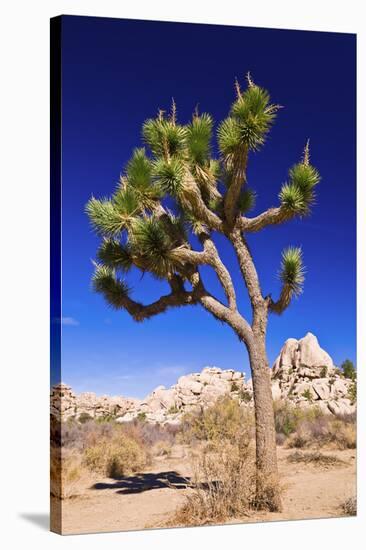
left=271, top=332, right=356, bottom=416
left=50, top=333, right=356, bottom=424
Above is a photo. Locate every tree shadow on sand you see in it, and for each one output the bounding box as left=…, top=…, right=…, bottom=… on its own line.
left=91, top=471, right=191, bottom=495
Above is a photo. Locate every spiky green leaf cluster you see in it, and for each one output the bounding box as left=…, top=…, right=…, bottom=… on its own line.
left=279, top=247, right=305, bottom=296
left=231, top=85, right=278, bottom=151
left=126, top=148, right=163, bottom=207
left=238, top=188, right=256, bottom=213
left=92, top=263, right=130, bottom=308
left=142, top=118, right=187, bottom=158
left=152, top=157, right=185, bottom=196
left=97, top=239, right=132, bottom=271
left=86, top=198, right=125, bottom=237
left=129, top=216, right=181, bottom=277
left=279, top=162, right=320, bottom=214
left=186, top=113, right=213, bottom=165
left=217, top=117, right=242, bottom=159
left=218, top=84, right=279, bottom=159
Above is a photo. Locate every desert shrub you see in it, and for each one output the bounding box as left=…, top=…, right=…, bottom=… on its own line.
left=127, top=419, right=178, bottom=447
left=341, top=359, right=356, bottom=381
left=137, top=412, right=147, bottom=421
left=274, top=401, right=299, bottom=436
left=347, top=382, right=357, bottom=405
left=274, top=401, right=356, bottom=450
left=302, top=389, right=313, bottom=401
left=78, top=412, right=93, bottom=424
left=287, top=451, right=345, bottom=468
left=173, top=437, right=256, bottom=525
left=50, top=448, right=88, bottom=499
left=325, top=420, right=356, bottom=449
left=239, top=388, right=252, bottom=403
left=341, top=496, right=357, bottom=516
left=83, top=434, right=148, bottom=478
left=180, top=396, right=253, bottom=445
left=320, top=366, right=328, bottom=377
left=231, top=381, right=240, bottom=392
left=168, top=405, right=179, bottom=414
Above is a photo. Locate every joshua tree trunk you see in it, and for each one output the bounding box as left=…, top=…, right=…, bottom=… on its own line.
left=248, top=335, right=281, bottom=511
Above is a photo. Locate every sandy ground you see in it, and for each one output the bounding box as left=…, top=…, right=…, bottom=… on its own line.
left=59, top=446, right=356, bottom=535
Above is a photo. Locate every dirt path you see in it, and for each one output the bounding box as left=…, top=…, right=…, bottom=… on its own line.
left=60, top=447, right=356, bottom=535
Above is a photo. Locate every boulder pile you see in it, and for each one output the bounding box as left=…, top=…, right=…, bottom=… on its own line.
left=271, top=332, right=356, bottom=415
left=50, top=333, right=356, bottom=424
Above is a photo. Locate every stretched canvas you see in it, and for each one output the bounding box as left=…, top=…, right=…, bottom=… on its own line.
left=50, top=15, right=357, bottom=535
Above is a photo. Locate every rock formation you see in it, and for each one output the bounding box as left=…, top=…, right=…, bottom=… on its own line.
left=50, top=333, right=356, bottom=424
left=270, top=332, right=356, bottom=416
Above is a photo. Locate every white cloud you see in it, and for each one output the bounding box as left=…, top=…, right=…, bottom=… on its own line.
left=61, top=316, right=80, bottom=326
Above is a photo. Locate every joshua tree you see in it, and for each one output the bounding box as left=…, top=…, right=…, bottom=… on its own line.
left=86, top=74, right=320, bottom=510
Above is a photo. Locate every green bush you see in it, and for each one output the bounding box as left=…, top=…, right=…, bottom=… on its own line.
left=78, top=412, right=93, bottom=424
left=347, top=382, right=357, bottom=405
left=181, top=396, right=253, bottom=444
left=302, top=389, right=312, bottom=401
left=341, top=359, right=356, bottom=381
left=320, top=366, right=328, bottom=378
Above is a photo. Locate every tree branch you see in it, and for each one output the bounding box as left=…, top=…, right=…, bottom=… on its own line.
left=239, top=206, right=294, bottom=232
left=230, top=228, right=263, bottom=307
left=201, top=236, right=237, bottom=310
left=180, top=169, right=223, bottom=231
left=118, top=289, right=200, bottom=322
left=267, top=287, right=293, bottom=315
left=224, top=148, right=248, bottom=225
left=169, top=236, right=237, bottom=310
left=188, top=271, right=253, bottom=343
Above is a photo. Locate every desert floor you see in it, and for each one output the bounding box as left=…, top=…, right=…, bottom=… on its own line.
left=59, top=446, right=356, bottom=535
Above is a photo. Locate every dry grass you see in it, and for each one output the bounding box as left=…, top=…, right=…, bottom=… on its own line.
left=274, top=401, right=356, bottom=450
left=172, top=398, right=282, bottom=526
left=50, top=448, right=89, bottom=499
left=172, top=437, right=256, bottom=526
left=287, top=451, right=346, bottom=468
left=83, top=434, right=149, bottom=478
left=152, top=440, right=172, bottom=457
left=179, top=396, right=254, bottom=445
left=341, top=495, right=357, bottom=516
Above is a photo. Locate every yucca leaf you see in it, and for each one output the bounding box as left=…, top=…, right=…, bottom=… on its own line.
left=217, top=117, right=242, bottom=158
left=152, top=157, right=185, bottom=196
left=238, top=188, right=256, bottom=213
left=86, top=197, right=125, bottom=237
left=186, top=113, right=213, bottom=165
left=126, top=148, right=151, bottom=187
left=142, top=118, right=187, bottom=158
left=130, top=217, right=177, bottom=277
left=279, top=246, right=305, bottom=296
left=279, top=183, right=306, bottom=213
left=112, top=186, right=141, bottom=223
left=289, top=162, right=320, bottom=207
left=92, top=263, right=130, bottom=309
left=230, top=84, right=279, bottom=151
left=97, top=239, right=133, bottom=272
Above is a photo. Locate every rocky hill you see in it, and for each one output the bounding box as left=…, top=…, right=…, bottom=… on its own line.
left=51, top=333, right=356, bottom=424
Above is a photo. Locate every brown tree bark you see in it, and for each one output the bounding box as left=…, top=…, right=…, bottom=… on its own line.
left=248, top=335, right=282, bottom=511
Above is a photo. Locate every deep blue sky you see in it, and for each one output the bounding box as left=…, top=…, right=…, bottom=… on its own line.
left=56, top=16, right=356, bottom=398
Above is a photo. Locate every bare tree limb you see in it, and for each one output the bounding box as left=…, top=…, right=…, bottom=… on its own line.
left=230, top=228, right=264, bottom=308
left=239, top=206, right=294, bottom=232
left=188, top=270, right=253, bottom=344
left=224, top=148, right=248, bottom=225
left=117, top=288, right=200, bottom=322
left=180, top=169, right=223, bottom=231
